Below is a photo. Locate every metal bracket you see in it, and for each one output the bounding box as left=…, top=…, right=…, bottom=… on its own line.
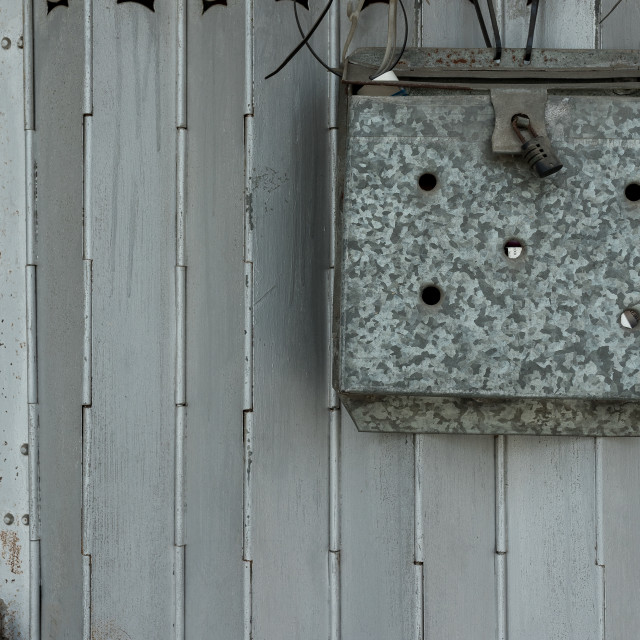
left=490, top=87, right=548, bottom=154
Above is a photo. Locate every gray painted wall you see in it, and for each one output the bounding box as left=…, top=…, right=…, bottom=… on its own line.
left=1, top=0, right=640, bottom=638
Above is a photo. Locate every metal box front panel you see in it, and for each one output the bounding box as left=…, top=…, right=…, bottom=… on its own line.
left=339, top=94, right=640, bottom=403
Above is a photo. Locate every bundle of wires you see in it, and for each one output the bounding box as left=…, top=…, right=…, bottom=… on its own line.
left=266, top=0, right=408, bottom=81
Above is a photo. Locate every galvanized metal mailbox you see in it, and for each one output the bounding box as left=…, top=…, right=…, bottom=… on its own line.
left=335, top=48, right=640, bottom=435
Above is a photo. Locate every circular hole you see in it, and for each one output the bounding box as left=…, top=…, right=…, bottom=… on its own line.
left=421, top=285, right=442, bottom=306
left=625, top=183, right=640, bottom=202
left=418, top=173, right=437, bottom=192
left=504, top=239, right=524, bottom=260
left=621, top=308, right=639, bottom=330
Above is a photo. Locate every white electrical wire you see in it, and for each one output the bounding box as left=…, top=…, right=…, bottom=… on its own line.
left=370, top=0, right=398, bottom=79
left=342, top=0, right=367, bottom=64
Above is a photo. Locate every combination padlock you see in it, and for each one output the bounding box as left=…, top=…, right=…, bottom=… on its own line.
left=511, top=114, right=563, bottom=178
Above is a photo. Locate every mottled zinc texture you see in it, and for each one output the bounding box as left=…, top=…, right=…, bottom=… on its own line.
left=337, top=94, right=640, bottom=433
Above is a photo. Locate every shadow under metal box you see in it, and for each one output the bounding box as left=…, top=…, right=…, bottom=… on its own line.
left=335, top=48, right=640, bottom=436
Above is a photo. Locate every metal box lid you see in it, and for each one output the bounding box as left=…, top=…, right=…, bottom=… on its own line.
left=336, top=87, right=640, bottom=433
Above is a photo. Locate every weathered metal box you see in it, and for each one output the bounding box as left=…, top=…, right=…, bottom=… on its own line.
left=335, top=49, right=640, bottom=435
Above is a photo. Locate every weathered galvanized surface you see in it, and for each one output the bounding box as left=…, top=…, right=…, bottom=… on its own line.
left=337, top=91, right=640, bottom=433
left=0, top=0, right=29, bottom=635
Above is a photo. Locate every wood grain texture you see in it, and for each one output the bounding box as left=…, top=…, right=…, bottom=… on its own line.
left=250, top=3, right=332, bottom=638
left=503, top=0, right=597, bottom=49
left=88, top=2, right=176, bottom=637
left=600, top=0, right=640, bottom=48
left=506, top=437, right=600, bottom=640
left=0, top=0, right=29, bottom=634
left=601, top=439, right=640, bottom=639
left=340, top=414, right=415, bottom=640
left=423, top=0, right=500, bottom=48
left=33, top=1, right=85, bottom=637
left=183, top=0, right=245, bottom=637
left=336, top=7, right=418, bottom=640
left=420, top=435, right=497, bottom=640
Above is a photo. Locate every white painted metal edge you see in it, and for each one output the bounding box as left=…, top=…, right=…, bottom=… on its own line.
left=30, top=539, right=40, bottom=640
left=82, top=407, right=93, bottom=556
left=243, top=261, right=253, bottom=411
left=175, top=266, right=186, bottom=407
left=176, top=0, right=186, bottom=129
left=28, top=404, right=40, bottom=541
left=83, top=116, right=93, bottom=261
left=175, top=406, right=186, bottom=548
left=83, top=259, right=92, bottom=407
left=174, top=545, right=185, bottom=640
left=82, top=553, right=91, bottom=640
left=26, top=265, right=37, bottom=404
left=495, top=435, right=507, bottom=640
left=176, top=128, right=186, bottom=268
left=243, top=559, right=252, bottom=640
left=83, top=0, right=93, bottom=115
left=23, top=0, right=34, bottom=130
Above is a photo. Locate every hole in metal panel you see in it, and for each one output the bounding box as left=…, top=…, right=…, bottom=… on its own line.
left=418, top=173, right=437, bottom=192
left=421, top=285, right=442, bottom=306
left=625, top=183, right=640, bottom=202
left=504, top=239, right=524, bottom=259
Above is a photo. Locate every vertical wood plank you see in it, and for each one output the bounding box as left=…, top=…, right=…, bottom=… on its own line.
left=88, top=3, right=176, bottom=637
left=340, top=415, right=415, bottom=640
left=0, top=0, right=29, bottom=635
left=506, top=438, right=599, bottom=639
left=592, top=7, right=640, bottom=640
left=600, top=0, right=640, bottom=48
left=250, top=3, right=331, bottom=638
left=335, top=10, right=418, bottom=638
left=423, top=1, right=495, bottom=47
left=183, top=1, right=245, bottom=637
left=601, top=439, right=640, bottom=639
left=420, top=435, right=497, bottom=640
left=503, top=0, right=597, bottom=49
left=33, top=1, right=85, bottom=637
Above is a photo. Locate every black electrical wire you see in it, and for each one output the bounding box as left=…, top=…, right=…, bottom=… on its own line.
left=469, top=0, right=492, bottom=48
left=485, top=0, right=502, bottom=61
left=524, top=0, right=539, bottom=63
left=265, top=0, right=334, bottom=80
left=293, top=0, right=342, bottom=77
left=600, top=0, right=624, bottom=24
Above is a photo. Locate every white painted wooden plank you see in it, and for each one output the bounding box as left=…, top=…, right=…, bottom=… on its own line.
left=595, top=8, right=640, bottom=640
left=341, top=414, right=415, bottom=640
left=503, top=0, right=597, bottom=50
left=250, top=2, right=331, bottom=638
left=601, top=438, right=640, bottom=639
left=600, top=0, right=640, bottom=48
left=89, top=2, right=176, bottom=637
left=0, top=0, right=29, bottom=634
left=183, top=1, right=245, bottom=637
left=506, top=437, right=600, bottom=639
left=333, top=10, right=418, bottom=639
left=420, top=435, right=497, bottom=640
left=423, top=0, right=497, bottom=48
left=32, top=1, right=85, bottom=636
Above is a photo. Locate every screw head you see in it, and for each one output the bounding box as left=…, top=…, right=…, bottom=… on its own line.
left=3, top=513, right=14, bottom=525
left=20, top=443, right=28, bottom=455
left=1, top=37, right=11, bottom=50
left=17, top=36, right=23, bottom=49
left=621, top=309, right=639, bottom=330
left=21, top=515, right=29, bottom=526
